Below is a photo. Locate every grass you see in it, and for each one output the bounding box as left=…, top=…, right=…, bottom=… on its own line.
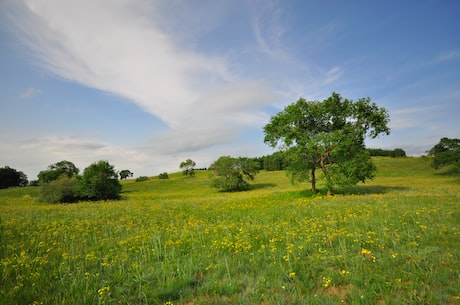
left=0, top=157, right=459, bottom=304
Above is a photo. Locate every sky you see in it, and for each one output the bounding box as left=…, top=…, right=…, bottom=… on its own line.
left=1, top=0, right=459, bottom=180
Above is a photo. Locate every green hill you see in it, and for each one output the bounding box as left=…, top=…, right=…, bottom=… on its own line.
left=0, top=157, right=459, bottom=304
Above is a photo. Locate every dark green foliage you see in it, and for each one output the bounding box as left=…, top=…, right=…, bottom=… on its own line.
left=209, top=156, right=259, bottom=191
left=79, top=160, right=122, bottom=200
left=180, top=159, right=196, bottom=176
left=0, top=166, right=28, bottom=188
left=39, top=175, right=80, bottom=203
left=254, top=151, right=289, bottom=171
left=264, top=92, right=390, bottom=193
left=135, top=176, right=149, bottom=182
left=119, top=169, right=133, bottom=180
left=37, top=160, right=79, bottom=184
left=159, top=172, right=169, bottom=179
left=368, top=148, right=406, bottom=157
left=427, top=137, right=460, bottom=173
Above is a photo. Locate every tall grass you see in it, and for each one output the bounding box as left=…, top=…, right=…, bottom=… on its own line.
left=0, top=157, right=459, bottom=304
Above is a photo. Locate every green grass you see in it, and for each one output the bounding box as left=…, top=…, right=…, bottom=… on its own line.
left=1, top=157, right=459, bottom=304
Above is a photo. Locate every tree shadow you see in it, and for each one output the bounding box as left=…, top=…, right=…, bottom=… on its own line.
left=249, top=183, right=277, bottom=190
left=335, top=185, right=409, bottom=195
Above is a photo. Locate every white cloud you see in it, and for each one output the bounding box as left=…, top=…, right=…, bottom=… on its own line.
left=5, top=0, right=276, bottom=139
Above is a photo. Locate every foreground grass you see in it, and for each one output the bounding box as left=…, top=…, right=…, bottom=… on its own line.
left=0, top=157, right=459, bottom=304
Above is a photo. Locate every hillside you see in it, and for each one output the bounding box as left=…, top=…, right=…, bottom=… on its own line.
left=0, top=157, right=459, bottom=304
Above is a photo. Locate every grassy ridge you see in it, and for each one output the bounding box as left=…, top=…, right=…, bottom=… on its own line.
left=0, top=157, right=459, bottom=304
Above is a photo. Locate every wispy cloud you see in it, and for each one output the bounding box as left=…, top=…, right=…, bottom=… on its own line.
left=5, top=0, right=277, bottom=156
left=19, top=87, right=41, bottom=99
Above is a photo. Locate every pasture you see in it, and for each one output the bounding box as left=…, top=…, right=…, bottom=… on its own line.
left=0, top=157, right=459, bottom=304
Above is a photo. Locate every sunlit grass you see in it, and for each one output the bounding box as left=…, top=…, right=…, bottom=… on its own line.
left=1, top=157, right=459, bottom=304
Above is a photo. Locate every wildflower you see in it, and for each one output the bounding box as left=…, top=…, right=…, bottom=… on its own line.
left=391, top=253, right=398, bottom=259
left=340, top=269, right=350, bottom=276
left=360, top=248, right=371, bottom=256
left=322, top=276, right=332, bottom=288
left=289, top=272, right=296, bottom=278
left=164, top=302, right=174, bottom=305
left=97, top=286, right=110, bottom=296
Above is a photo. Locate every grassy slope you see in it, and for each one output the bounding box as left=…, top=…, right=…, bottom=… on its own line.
left=0, top=157, right=459, bottom=305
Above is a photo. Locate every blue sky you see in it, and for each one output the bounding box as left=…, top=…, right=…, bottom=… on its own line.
left=1, top=0, right=459, bottom=180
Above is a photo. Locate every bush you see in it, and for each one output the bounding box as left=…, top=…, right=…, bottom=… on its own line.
left=158, top=172, right=169, bottom=179
left=80, top=161, right=122, bottom=200
left=135, top=176, right=149, bottom=182
left=39, top=175, right=80, bottom=203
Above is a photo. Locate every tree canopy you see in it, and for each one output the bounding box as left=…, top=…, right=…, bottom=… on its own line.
left=209, top=156, right=259, bottom=192
left=38, top=160, right=79, bottom=184
left=180, top=159, right=196, bottom=176
left=427, top=137, right=460, bottom=173
left=0, top=166, right=28, bottom=189
left=264, top=92, right=390, bottom=194
left=80, top=160, right=122, bottom=200
left=119, top=169, right=133, bottom=180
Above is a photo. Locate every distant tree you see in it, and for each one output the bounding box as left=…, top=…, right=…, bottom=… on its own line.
left=38, top=160, right=79, bottom=184
left=0, top=166, right=28, bottom=188
left=264, top=92, right=390, bottom=194
left=180, top=159, right=196, bottom=176
left=39, top=175, right=80, bottom=203
left=159, top=172, right=169, bottom=179
left=390, top=148, right=406, bottom=158
left=135, top=176, right=149, bottom=182
left=427, top=137, right=460, bottom=173
left=80, top=161, right=122, bottom=200
left=209, top=156, right=259, bottom=192
left=119, top=169, right=133, bottom=180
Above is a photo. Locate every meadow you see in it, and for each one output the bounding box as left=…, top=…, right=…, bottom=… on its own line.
left=0, top=157, right=459, bottom=304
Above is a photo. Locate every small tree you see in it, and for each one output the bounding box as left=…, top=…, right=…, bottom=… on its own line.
left=427, top=137, right=460, bottom=173
left=158, top=172, right=169, bottom=179
left=264, top=92, right=390, bottom=194
left=209, top=156, right=259, bottom=191
left=119, top=169, right=133, bottom=180
left=38, top=160, right=79, bottom=184
left=80, top=160, right=122, bottom=200
left=180, top=159, right=196, bottom=176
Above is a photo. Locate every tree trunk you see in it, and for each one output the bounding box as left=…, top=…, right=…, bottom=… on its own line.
left=311, top=166, right=316, bottom=192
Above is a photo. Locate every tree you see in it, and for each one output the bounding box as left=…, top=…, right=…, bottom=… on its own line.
left=427, top=137, right=460, bottom=173
left=180, top=159, right=196, bottom=176
left=38, top=160, right=79, bottom=184
left=0, top=166, right=28, bottom=188
left=119, top=169, right=133, bottom=180
left=264, top=92, right=390, bottom=194
left=209, top=156, right=259, bottom=191
left=80, top=160, right=122, bottom=200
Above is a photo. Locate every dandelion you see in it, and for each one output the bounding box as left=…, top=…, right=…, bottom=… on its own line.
left=322, top=276, right=332, bottom=288
left=289, top=272, right=296, bottom=278
left=340, top=269, right=350, bottom=276
left=97, top=286, right=110, bottom=296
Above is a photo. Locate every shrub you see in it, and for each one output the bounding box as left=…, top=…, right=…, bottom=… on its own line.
left=135, top=176, right=149, bottom=182
left=39, top=175, right=80, bottom=203
left=158, top=172, right=169, bottom=179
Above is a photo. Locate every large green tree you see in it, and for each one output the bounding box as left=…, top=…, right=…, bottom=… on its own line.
left=80, top=160, right=122, bottom=200
left=264, top=92, right=390, bottom=194
left=38, top=160, right=79, bottom=184
left=427, top=137, right=460, bottom=173
left=209, top=156, right=259, bottom=192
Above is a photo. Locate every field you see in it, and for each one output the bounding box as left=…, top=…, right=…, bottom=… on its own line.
left=0, top=157, right=459, bottom=304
